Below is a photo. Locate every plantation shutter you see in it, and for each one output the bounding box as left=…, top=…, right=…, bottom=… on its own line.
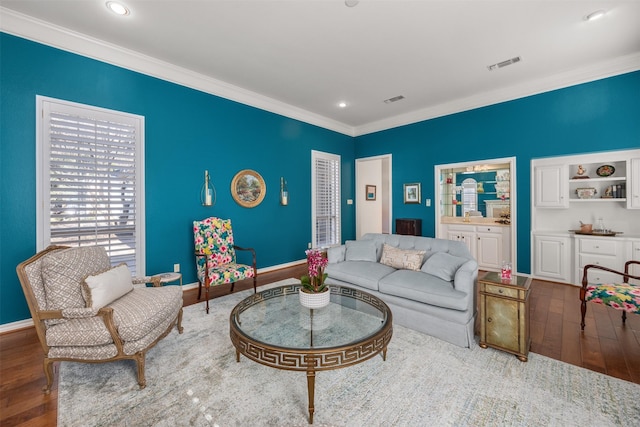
left=312, top=150, right=341, bottom=248
left=39, top=97, right=144, bottom=274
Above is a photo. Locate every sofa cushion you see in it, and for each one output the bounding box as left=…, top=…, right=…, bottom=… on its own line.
left=109, top=286, right=183, bottom=342
left=42, top=246, right=111, bottom=313
left=83, top=264, right=134, bottom=309
left=345, top=240, right=377, bottom=262
left=327, top=245, right=346, bottom=263
left=379, top=269, right=469, bottom=311
left=380, top=244, right=425, bottom=271
left=325, top=261, right=396, bottom=291
left=421, top=252, right=468, bottom=281
left=46, top=316, right=115, bottom=347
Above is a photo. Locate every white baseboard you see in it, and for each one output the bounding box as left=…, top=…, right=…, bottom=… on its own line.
left=0, top=318, right=34, bottom=334
left=1, top=259, right=307, bottom=334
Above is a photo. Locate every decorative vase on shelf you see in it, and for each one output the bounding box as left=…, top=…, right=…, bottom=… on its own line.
left=299, top=248, right=330, bottom=309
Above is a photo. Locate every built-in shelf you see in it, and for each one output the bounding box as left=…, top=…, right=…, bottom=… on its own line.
left=569, top=177, right=625, bottom=183
left=569, top=160, right=627, bottom=202
left=570, top=198, right=626, bottom=203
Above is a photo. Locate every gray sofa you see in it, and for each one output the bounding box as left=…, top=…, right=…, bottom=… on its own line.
left=325, top=233, right=478, bottom=348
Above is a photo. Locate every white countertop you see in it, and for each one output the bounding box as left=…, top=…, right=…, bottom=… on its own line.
left=534, top=230, right=640, bottom=240
left=441, top=217, right=511, bottom=227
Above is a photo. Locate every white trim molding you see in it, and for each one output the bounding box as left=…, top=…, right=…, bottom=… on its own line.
left=2, top=7, right=639, bottom=138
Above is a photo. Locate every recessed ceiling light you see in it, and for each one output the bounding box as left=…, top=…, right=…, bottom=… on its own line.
left=106, top=1, right=130, bottom=16
left=584, top=10, right=606, bottom=21
left=338, top=101, right=348, bottom=108
left=345, top=0, right=360, bottom=7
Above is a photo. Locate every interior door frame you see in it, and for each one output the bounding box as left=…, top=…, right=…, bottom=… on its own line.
left=355, top=154, right=392, bottom=238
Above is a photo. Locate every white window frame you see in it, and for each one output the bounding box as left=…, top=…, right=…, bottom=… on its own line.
left=311, top=150, right=341, bottom=248
left=36, top=96, right=146, bottom=275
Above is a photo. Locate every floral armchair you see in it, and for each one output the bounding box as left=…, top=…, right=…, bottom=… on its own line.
left=580, top=260, right=640, bottom=330
left=193, top=217, right=257, bottom=313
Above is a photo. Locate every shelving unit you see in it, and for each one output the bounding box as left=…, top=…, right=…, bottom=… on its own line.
left=531, top=149, right=640, bottom=285
left=568, top=160, right=627, bottom=203
left=439, top=169, right=510, bottom=217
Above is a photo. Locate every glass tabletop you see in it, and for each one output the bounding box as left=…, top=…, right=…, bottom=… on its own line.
left=481, top=271, right=531, bottom=288
left=231, top=284, right=390, bottom=350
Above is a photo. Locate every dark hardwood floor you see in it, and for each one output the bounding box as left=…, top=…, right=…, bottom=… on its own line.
left=1, top=266, right=638, bottom=426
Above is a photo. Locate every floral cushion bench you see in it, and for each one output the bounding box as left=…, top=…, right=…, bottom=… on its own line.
left=580, top=260, right=640, bottom=330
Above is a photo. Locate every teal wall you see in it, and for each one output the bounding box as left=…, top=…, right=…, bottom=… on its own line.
left=2, top=32, right=639, bottom=325
left=0, top=33, right=355, bottom=324
left=354, top=71, right=640, bottom=273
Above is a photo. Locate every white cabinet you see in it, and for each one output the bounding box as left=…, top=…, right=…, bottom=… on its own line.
left=534, top=164, right=568, bottom=208
left=447, top=227, right=476, bottom=259
left=476, top=226, right=506, bottom=270
left=445, top=224, right=510, bottom=271
left=532, top=150, right=640, bottom=285
left=533, top=234, right=572, bottom=283
left=574, top=236, right=628, bottom=285
left=629, top=158, right=640, bottom=209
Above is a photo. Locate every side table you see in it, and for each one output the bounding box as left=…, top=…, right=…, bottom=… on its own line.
left=150, top=272, right=182, bottom=288
left=478, top=271, right=531, bottom=362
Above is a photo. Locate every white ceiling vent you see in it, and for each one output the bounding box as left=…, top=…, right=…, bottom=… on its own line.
left=384, top=95, right=405, bottom=104
left=487, top=56, right=521, bottom=71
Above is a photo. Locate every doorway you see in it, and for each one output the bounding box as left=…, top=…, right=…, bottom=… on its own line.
left=355, top=154, right=392, bottom=238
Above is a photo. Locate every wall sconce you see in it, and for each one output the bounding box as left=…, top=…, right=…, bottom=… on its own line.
left=200, top=170, right=216, bottom=207
left=280, top=177, right=288, bottom=206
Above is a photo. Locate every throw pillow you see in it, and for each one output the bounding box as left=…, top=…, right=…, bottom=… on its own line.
left=42, top=246, right=111, bottom=312
left=83, top=263, right=134, bottom=309
left=421, top=252, right=468, bottom=281
left=327, top=245, right=346, bottom=263
left=379, top=244, right=425, bottom=271
left=345, top=240, right=377, bottom=262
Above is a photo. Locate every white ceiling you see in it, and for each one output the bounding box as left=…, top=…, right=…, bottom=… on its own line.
left=1, top=1, right=639, bottom=136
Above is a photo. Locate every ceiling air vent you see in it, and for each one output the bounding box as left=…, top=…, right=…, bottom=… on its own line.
left=487, top=56, right=521, bottom=71
left=384, top=95, right=405, bottom=104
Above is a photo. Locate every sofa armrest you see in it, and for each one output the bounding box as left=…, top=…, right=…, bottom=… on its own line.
left=327, top=245, right=346, bottom=264
left=453, top=259, right=479, bottom=297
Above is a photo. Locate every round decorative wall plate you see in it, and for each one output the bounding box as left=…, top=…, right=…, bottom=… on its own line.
left=230, top=169, right=266, bottom=208
left=596, top=165, right=615, bottom=177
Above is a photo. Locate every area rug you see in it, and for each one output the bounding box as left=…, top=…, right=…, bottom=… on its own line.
left=58, top=278, right=640, bottom=427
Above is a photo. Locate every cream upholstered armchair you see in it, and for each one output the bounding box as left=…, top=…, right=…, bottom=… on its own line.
left=193, top=217, right=257, bottom=313
left=16, top=245, right=184, bottom=393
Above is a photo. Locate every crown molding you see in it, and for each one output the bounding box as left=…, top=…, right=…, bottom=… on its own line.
left=355, top=52, right=640, bottom=137
left=2, top=7, right=638, bottom=139
left=0, top=7, right=356, bottom=137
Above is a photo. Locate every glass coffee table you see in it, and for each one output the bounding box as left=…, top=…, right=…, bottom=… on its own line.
left=229, top=283, right=393, bottom=424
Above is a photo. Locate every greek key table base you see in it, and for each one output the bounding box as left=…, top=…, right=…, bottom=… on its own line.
left=230, top=284, right=393, bottom=424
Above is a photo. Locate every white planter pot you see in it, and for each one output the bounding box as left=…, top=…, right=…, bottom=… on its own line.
left=299, top=287, right=331, bottom=309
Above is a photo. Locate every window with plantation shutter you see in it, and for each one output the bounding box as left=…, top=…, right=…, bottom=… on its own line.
left=37, top=96, right=145, bottom=275
left=312, top=150, right=341, bottom=248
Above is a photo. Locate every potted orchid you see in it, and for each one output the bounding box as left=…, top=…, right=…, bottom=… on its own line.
left=299, top=248, right=330, bottom=308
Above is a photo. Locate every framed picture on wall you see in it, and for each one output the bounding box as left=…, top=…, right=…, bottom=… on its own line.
left=366, top=185, right=376, bottom=201
left=403, top=183, right=421, bottom=204
left=231, top=169, right=266, bottom=208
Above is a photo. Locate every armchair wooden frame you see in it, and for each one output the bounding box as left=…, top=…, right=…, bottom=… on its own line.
left=194, top=245, right=257, bottom=314
left=16, top=245, right=184, bottom=394
left=580, top=260, right=640, bottom=330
